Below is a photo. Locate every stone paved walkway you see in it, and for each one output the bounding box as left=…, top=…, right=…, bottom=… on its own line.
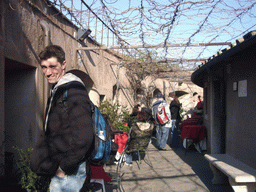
left=104, top=138, right=234, bottom=192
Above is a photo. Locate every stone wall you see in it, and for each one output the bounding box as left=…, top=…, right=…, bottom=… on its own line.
left=0, top=0, right=133, bottom=176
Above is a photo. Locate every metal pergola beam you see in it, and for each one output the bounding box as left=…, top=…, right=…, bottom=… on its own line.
left=160, top=58, right=206, bottom=62
left=123, top=59, right=206, bottom=66
left=77, top=42, right=231, bottom=51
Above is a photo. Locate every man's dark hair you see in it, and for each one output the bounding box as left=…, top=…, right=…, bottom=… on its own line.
left=132, top=104, right=141, bottom=113
left=135, top=104, right=141, bottom=109
left=39, top=45, right=65, bottom=64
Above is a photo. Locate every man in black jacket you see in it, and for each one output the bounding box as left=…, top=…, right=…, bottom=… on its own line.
left=30, top=45, right=94, bottom=191
left=169, top=93, right=182, bottom=148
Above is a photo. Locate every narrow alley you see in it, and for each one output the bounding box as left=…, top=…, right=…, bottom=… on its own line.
left=104, top=138, right=234, bottom=192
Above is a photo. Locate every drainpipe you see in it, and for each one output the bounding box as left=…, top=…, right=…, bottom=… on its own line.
left=39, top=20, right=50, bottom=134
left=39, top=20, right=50, bottom=46
left=39, top=19, right=51, bottom=105
left=116, top=63, right=120, bottom=106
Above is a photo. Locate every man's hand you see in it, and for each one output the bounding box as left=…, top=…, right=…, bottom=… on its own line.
left=56, top=167, right=65, bottom=177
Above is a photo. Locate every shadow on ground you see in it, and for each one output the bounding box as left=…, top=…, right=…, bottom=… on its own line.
left=105, top=132, right=234, bottom=192
left=166, top=135, right=234, bottom=192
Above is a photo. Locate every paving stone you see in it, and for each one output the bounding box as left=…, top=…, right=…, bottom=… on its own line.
left=105, top=141, right=234, bottom=192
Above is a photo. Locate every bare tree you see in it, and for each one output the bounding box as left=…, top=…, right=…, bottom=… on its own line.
left=49, top=0, right=256, bottom=78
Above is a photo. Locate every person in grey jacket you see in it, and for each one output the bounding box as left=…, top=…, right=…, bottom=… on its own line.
left=30, top=45, right=94, bottom=191
left=152, top=93, right=172, bottom=150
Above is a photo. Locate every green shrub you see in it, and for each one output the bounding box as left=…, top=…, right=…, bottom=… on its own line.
left=13, top=145, right=39, bottom=192
left=13, top=127, right=48, bottom=192
left=98, top=100, right=134, bottom=132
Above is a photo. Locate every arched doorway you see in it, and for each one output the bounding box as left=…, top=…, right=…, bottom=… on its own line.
left=67, top=70, right=99, bottom=104
left=67, top=70, right=94, bottom=90
left=153, top=89, right=162, bottom=98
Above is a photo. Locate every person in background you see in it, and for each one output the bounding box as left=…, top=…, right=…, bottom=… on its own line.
left=128, top=104, right=142, bottom=127
left=169, top=93, right=182, bottom=148
left=125, top=110, right=154, bottom=165
left=198, top=95, right=202, bottom=102
left=130, top=104, right=142, bottom=117
left=152, top=93, right=172, bottom=150
left=30, top=45, right=94, bottom=192
left=131, top=104, right=154, bottom=122
left=141, top=106, right=154, bottom=122
left=193, top=100, right=203, bottom=118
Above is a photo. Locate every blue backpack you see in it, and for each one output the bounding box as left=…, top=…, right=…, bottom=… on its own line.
left=90, top=102, right=111, bottom=164
left=62, top=88, right=111, bottom=164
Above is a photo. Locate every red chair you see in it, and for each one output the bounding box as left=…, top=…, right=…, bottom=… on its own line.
left=90, top=165, right=111, bottom=182
left=180, top=118, right=199, bottom=131
left=181, top=125, right=207, bottom=144
left=192, top=112, right=202, bottom=119
left=114, top=132, right=129, bottom=154
left=181, top=125, right=207, bottom=155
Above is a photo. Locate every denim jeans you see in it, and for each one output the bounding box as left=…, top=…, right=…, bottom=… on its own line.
left=156, top=124, right=170, bottom=149
left=125, top=153, right=133, bottom=164
left=171, top=119, right=181, bottom=147
left=171, top=119, right=180, bottom=132
left=49, top=162, right=86, bottom=192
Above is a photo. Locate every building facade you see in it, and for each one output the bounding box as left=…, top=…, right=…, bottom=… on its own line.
left=0, top=0, right=134, bottom=176
left=0, top=0, right=203, bottom=179
left=192, top=30, right=256, bottom=169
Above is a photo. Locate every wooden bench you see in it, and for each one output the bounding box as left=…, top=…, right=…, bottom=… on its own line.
left=205, top=154, right=256, bottom=192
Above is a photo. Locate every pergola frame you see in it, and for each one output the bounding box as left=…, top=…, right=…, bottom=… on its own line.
left=76, top=42, right=231, bottom=51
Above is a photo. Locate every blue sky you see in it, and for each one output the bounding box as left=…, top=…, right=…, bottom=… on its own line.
left=58, top=0, right=256, bottom=69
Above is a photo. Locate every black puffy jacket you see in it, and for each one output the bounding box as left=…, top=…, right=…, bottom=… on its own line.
left=31, top=74, right=94, bottom=176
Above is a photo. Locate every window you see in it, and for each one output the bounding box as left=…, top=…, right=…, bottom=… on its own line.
left=100, top=95, right=105, bottom=103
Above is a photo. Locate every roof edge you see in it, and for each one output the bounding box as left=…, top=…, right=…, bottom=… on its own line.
left=191, top=31, right=256, bottom=87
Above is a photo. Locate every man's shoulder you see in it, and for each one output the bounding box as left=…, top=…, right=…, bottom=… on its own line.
left=58, top=81, right=86, bottom=93
left=162, top=101, right=169, bottom=108
left=54, top=81, right=89, bottom=103
left=153, top=99, right=168, bottom=109
left=170, top=100, right=178, bottom=105
left=160, top=99, right=167, bottom=105
left=152, top=99, right=162, bottom=107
